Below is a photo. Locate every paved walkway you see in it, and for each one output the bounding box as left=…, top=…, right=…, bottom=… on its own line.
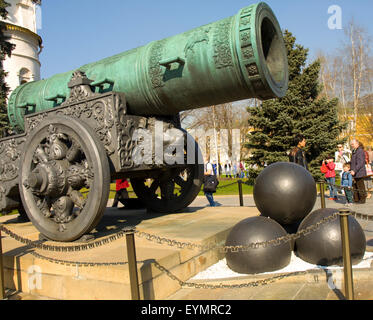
left=169, top=269, right=373, bottom=300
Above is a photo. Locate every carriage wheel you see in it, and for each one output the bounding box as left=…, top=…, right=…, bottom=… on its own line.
left=19, top=116, right=110, bottom=242
left=131, top=137, right=204, bottom=213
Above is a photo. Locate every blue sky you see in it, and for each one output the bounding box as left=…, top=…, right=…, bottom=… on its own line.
left=38, top=0, right=373, bottom=79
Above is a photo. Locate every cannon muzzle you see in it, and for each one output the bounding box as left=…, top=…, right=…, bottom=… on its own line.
left=8, top=2, right=288, bottom=131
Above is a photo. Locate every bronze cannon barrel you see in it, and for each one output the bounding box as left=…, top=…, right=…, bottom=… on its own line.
left=8, top=2, right=288, bottom=131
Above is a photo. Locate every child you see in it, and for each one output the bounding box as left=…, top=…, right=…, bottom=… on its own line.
left=322, top=157, right=338, bottom=200
left=341, top=163, right=353, bottom=206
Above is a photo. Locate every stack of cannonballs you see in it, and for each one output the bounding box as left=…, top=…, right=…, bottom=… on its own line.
left=225, top=162, right=366, bottom=274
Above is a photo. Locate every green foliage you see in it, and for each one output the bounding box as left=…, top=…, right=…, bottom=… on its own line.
left=0, top=0, right=15, bottom=138
left=0, top=0, right=10, bottom=19
left=245, top=30, right=347, bottom=181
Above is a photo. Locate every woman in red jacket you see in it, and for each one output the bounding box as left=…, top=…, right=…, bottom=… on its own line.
left=322, top=156, right=338, bottom=201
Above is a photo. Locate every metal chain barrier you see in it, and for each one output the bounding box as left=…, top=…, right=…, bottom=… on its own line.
left=0, top=224, right=131, bottom=252
left=27, top=248, right=373, bottom=270
left=134, top=230, right=218, bottom=251
left=3, top=207, right=368, bottom=255
left=152, top=259, right=308, bottom=289
left=216, top=181, right=241, bottom=189
left=29, top=250, right=128, bottom=267
left=136, top=212, right=340, bottom=253
left=351, top=211, right=373, bottom=221
left=93, top=180, right=369, bottom=194
left=322, top=180, right=367, bottom=194
left=319, top=180, right=373, bottom=221
left=0, top=204, right=344, bottom=283
left=0, top=211, right=339, bottom=256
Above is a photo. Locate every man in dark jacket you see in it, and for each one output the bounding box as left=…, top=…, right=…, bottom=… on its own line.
left=350, top=139, right=367, bottom=204
left=289, top=134, right=308, bottom=170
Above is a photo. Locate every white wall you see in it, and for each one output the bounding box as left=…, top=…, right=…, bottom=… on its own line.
left=3, top=0, right=37, bottom=33
left=1, top=0, right=41, bottom=95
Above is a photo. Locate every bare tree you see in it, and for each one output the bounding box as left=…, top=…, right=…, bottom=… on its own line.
left=346, top=21, right=369, bottom=136
left=182, top=102, right=251, bottom=162
left=358, top=93, right=373, bottom=142
left=318, top=20, right=372, bottom=141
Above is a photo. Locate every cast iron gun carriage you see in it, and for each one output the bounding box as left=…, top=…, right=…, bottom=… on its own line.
left=0, top=2, right=288, bottom=241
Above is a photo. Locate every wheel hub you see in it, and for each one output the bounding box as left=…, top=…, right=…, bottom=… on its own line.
left=25, top=161, right=68, bottom=197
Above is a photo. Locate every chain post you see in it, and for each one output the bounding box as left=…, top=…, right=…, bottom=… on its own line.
left=125, top=227, right=140, bottom=300
left=339, top=209, right=354, bottom=300
left=0, top=228, right=5, bottom=300
left=238, top=180, right=244, bottom=207
left=319, top=181, right=326, bottom=209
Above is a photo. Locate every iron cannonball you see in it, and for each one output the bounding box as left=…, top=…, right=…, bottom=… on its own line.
left=225, top=216, right=292, bottom=274
left=253, top=162, right=317, bottom=225
left=295, top=208, right=366, bottom=266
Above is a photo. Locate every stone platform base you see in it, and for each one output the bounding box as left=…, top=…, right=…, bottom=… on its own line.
left=0, top=206, right=258, bottom=300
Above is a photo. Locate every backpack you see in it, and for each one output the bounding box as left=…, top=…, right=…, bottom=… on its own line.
left=203, top=175, right=219, bottom=193
left=320, top=163, right=328, bottom=174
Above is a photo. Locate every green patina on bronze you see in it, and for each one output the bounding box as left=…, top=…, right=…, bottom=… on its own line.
left=8, top=2, right=288, bottom=131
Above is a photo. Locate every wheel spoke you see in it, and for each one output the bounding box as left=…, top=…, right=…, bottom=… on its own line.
left=149, top=179, right=160, bottom=193
left=51, top=196, right=74, bottom=223
left=174, top=175, right=187, bottom=189
left=160, top=181, right=173, bottom=200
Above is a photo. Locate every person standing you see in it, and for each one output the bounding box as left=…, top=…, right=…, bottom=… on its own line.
left=203, top=161, right=219, bottom=207
left=322, top=157, right=338, bottom=201
left=289, top=134, right=308, bottom=170
left=367, top=146, right=373, bottom=166
left=363, top=145, right=373, bottom=199
left=112, top=179, right=130, bottom=208
left=335, top=144, right=351, bottom=178
left=239, top=161, right=245, bottom=178
left=224, top=162, right=231, bottom=178
left=212, top=162, right=217, bottom=176
left=232, top=162, right=237, bottom=178
left=341, top=163, right=354, bottom=206
left=350, top=139, right=367, bottom=204
left=218, top=162, right=223, bottom=177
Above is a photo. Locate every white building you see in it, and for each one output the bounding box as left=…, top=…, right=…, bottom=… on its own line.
left=1, top=0, right=42, bottom=96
